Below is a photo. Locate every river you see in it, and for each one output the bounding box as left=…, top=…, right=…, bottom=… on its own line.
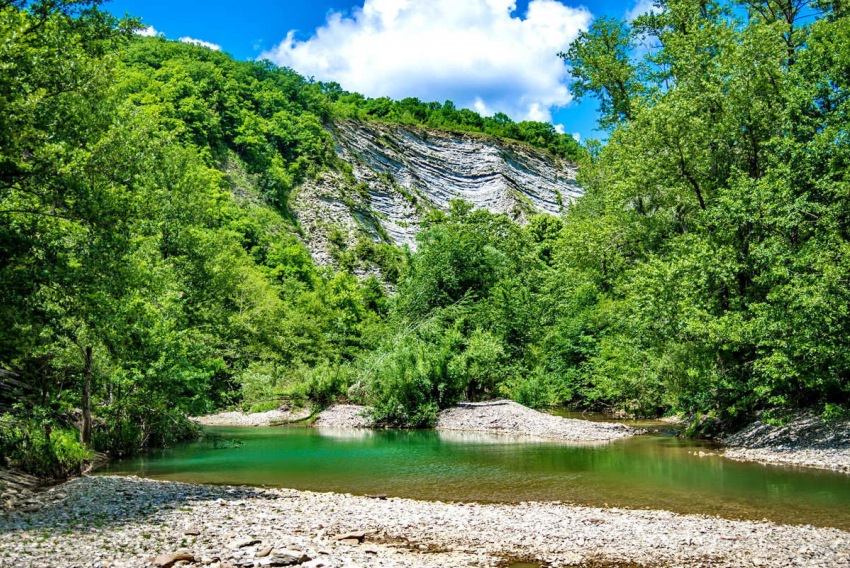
left=97, top=425, right=850, bottom=530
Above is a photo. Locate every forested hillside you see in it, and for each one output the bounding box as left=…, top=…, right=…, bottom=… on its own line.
left=2, top=0, right=848, bottom=478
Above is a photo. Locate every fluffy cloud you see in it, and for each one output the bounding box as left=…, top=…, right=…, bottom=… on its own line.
left=260, top=0, right=591, bottom=122
left=625, top=0, right=658, bottom=22
left=134, top=25, right=160, bottom=37
left=179, top=37, right=222, bottom=51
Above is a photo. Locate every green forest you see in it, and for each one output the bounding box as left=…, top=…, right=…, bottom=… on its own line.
left=1, top=0, right=848, bottom=478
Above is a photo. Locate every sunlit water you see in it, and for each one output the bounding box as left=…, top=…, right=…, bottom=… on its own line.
left=97, top=426, right=850, bottom=530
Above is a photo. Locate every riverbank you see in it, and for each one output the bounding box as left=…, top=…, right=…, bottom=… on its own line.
left=196, top=402, right=850, bottom=473
left=0, top=469, right=41, bottom=511
left=194, top=406, right=311, bottom=427
left=436, top=400, right=640, bottom=442
left=723, top=413, right=850, bottom=474
left=313, top=401, right=642, bottom=443
left=1, top=475, right=847, bottom=568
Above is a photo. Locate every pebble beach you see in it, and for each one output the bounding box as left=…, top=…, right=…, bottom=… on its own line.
left=2, top=476, right=849, bottom=568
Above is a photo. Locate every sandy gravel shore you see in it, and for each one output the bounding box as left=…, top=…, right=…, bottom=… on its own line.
left=724, top=414, right=850, bottom=474
left=194, top=406, right=311, bottom=427
left=1, top=476, right=847, bottom=568
left=313, top=401, right=642, bottom=442
left=312, top=404, right=373, bottom=429
left=436, top=400, right=640, bottom=442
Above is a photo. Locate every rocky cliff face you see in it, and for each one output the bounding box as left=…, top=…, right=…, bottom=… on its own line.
left=291, top=119, right=582, bottom=271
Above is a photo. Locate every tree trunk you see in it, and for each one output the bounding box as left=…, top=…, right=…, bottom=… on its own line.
left=81, top=346, right=93, bottom=449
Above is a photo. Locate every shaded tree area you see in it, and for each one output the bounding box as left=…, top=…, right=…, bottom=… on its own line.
left=0, top=1, right=385, bottom=475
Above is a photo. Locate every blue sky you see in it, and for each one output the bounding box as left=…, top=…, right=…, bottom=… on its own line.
left=109, top=0, right=650, bottom=141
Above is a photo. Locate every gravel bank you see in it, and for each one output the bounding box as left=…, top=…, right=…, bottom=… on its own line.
left=1, top=475, right=848, bottom=568
left=312, top=404, right=374, bottom=428
left=314, top=401, right=642, bottom=442
left=724, top=414, right=850, bottom=474
left=437, top=400, right=641, bottom=442
left=195, top=406, right=311, bottom=427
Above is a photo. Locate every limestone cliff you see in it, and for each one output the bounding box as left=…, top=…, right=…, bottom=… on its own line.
left=291, top=119, right=582, bottom=271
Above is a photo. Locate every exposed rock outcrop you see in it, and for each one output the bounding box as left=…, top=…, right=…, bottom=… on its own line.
left=291, top=120, right=581, bottom=271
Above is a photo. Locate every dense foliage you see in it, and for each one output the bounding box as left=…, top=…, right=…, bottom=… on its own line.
left=555, top=0, right=850, bottom=428
left=0, top=0, right=384, bottom=475
left=348, top=0, right=850, bottom=429
left=2, top=0, right=848, bottom=475
left=325, top=88, right=584, bottom=160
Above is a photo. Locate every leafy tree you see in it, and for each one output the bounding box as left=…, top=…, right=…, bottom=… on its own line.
left=559, top=17, right=642, bottom=128
left=549, top=0, right=850, bottom=424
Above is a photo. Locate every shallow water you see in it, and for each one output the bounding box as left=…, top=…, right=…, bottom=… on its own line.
left=97, top=426, right=850, bottom=530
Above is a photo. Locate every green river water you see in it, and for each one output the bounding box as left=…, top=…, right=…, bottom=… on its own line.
left=97, top=425, right=850, bottom=530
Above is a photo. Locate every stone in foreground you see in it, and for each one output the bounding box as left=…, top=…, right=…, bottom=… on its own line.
left=154, top=552, right=195, bottom=568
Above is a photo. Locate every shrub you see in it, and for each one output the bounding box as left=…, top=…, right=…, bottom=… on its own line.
left=93, top=405, right=199, bottom=457
left=365, top=332, right=464, bottom=427
left=306, top=363, right=354, bottom=408
left=501, top=369, right=558, bottom=410
left=0, top=417, right=90, bottom=479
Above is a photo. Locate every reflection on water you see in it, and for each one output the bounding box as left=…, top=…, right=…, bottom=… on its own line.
left=549, top=409, right=686, bottom=432
left=313, top=427, right=376, bottom=440
left=433, top=429, right=611, bottom=447
left=97, top=425, right=850, bottom=530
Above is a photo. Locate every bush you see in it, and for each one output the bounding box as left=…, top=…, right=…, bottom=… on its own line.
left=0, top=417, right=90, bottom=479
left=365, top=332, right=464, bottom=427
left=306, top=363, right=354, bottom=409
left=246, top=400, right=283, bottom=414
left=822, top=403, right=849, bottom=423
left=93, top=405, right=199, bottom=457
left=501, top=369, right=558, bottom=410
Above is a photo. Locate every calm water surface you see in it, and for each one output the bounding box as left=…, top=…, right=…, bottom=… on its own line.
left=98, top=426, right=850, bottom=530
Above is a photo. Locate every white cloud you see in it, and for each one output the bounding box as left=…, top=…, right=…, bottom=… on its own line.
left=260, top=0, right=592, bottom=123
left=179, top=37, right=222, bottom=51
left=572, top=132, right=580, bottom=142
left=554, top=124, right=565, bottom=134
left=135, top=25, right=161, bottom=37
left=625, top=0, right=657, bottom=22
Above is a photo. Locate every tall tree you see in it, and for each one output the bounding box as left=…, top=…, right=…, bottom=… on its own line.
left=559, top=17, right=642, bottom=128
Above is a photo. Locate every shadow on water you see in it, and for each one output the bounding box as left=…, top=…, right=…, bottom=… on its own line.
left=91, top=426, right=850, bottom=530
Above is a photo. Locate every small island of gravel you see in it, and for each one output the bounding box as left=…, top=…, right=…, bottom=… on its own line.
left=312, top=400, right=642, bottom=442
left=194, top=406, right=312, bottom=427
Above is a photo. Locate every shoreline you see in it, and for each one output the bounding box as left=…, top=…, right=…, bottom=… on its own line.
left=193, top=403, right=850, bottom=474
left=193, top=406, right=312, bottom=427
left=722, top=413, right=850, bottom=474
left=312, top=401, right=643, bottom=443
left=1, top=475, right=847, bottom=568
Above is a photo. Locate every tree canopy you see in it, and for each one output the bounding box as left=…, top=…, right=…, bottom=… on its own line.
left=2, top=0, right=848, bottom=476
